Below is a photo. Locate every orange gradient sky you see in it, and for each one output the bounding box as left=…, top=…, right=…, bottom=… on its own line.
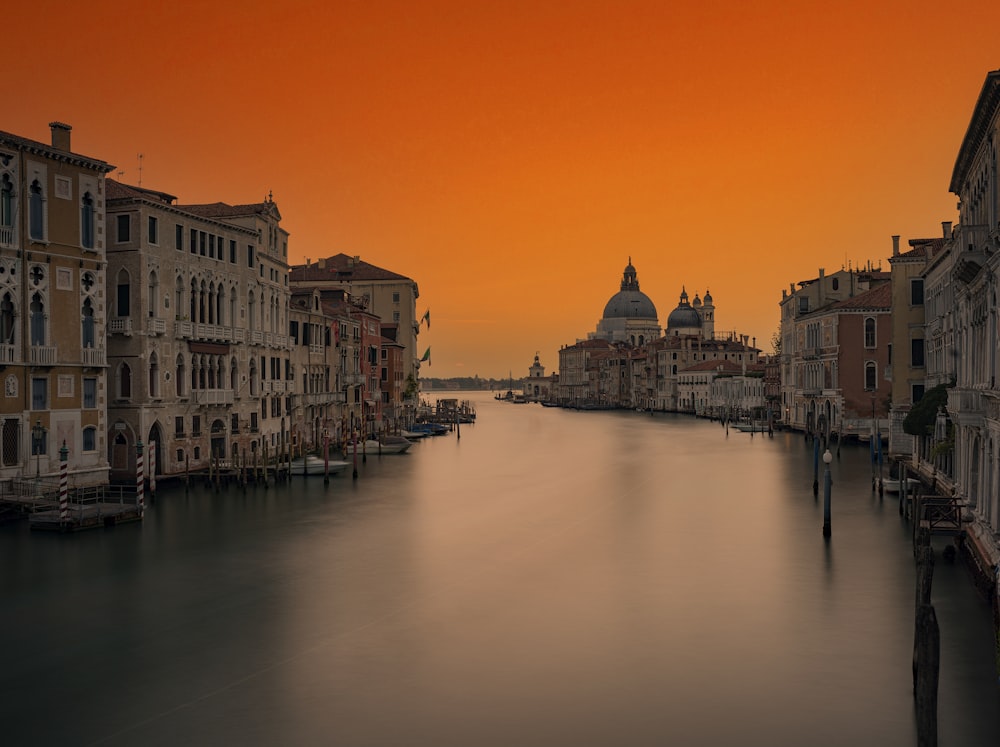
left=8, top=0, right=1000, bottom=377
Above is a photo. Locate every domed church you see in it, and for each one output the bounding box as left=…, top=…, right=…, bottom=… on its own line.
left=592, top=259, right=661, bottom=345
left=666, top=287, right=715, bottom=338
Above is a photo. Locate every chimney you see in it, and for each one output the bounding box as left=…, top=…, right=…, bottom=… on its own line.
left=318, top=258, right=326, bottom=269
left=49, top=121, right=72, bottom=151
left=942, top=221, right=952, bottom=239
left=892, top=235, right=900, bottom=256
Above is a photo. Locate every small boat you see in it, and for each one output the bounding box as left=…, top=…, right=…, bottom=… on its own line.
left=361, top=436, right=413, bottom=454
left=733, top=422, right=767, bottom=433
left=401, top=430, right=428, bottom=439
left=289, top=455, right=350, bottom=476
left=409, top=422, right=450, bottom=436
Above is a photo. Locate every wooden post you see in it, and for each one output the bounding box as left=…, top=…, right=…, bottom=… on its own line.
left=149, top=440, right=157, bottom=499
left=812, top=436, right=820, bottom=496
left=185, top=452, right=190, bottom=492
left=263, top=441, right=269, bottom=488
left=914, top=604, right=940, bottom=747
left=136, top=440, right=144, bottom=518
left=59, top=441, right=69, bottom=528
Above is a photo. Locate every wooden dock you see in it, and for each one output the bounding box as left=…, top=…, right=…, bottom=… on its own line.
left=0, top=482, right=143, bottom=532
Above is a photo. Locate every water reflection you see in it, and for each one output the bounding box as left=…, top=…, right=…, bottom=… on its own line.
left=1, top=394, right=998, bottom=746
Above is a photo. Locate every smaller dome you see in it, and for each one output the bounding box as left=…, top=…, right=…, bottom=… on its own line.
left=703, top=289, right=713, bottom=304
left=667, top=305, right=702, bottom=329
left=692, top=294, right=702, bottom=307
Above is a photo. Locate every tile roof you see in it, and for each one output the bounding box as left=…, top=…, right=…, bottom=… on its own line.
left=106, top=179, right=177, bottom=204
left=830, top=282, right=892, bottom=311
left=680, top=359, right=744, bottom=374
left=290, top=254, right=413, bottom=283
left=0, top=129, right=114, bottom=172
left=176, top=201, right=280, bottom=220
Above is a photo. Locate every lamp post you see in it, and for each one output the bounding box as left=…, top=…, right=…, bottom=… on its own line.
left=32, top=418, right=46, bottom=494
left=822, top=448, right=833, bottom=538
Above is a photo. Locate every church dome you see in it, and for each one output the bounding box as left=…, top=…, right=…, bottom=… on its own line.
left=602, top=260, right=658, bottom=320
left=666, top=287, right=702, bottom=330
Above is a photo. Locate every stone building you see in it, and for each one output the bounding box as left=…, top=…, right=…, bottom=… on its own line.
left=0, top=122, right=114, bottom=487
left=105, top=180, right=291, bottom=478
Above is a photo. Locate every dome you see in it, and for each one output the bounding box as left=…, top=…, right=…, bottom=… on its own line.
left=666, top=287, right=702, bottom=330
left=602, top=259, right=658, bottom=320
left=703, top=289, right=713, bottom=304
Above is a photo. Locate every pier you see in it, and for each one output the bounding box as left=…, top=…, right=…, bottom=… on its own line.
left=0, top=480, right=142, bottom=532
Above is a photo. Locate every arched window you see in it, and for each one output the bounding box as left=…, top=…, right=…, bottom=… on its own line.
left=864, top=317, right=876, bottom=348
left=175, top=276, right=184, bottom=318
left=118, top=362, right=132, bottom=399
left=149, top=352, right=159, bottom=398
left=81, top=191, right=95, bottom=249
left=230, top=358, right=238, bottom=390
left=30, top=292, right=45, bottom=345
left=0, top=292, right=15, bottom=345
left=864, top=361, right=877, bottom=391
left=148, top=271, right=158, bottom=318
left=248, top=291, right=256, bottom=331
left=82, top=298, right=95, bottom=348
left=1, top=174, right=14, bottom=233
left=175, top=354, right=186, bottom=397
left=116, top=269, right=131, bottom=317
left=82, top=426, right=96, bottom=452
left=29, top=180, right=44, bottom=240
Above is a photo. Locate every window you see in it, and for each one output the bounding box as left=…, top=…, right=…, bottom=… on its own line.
left=82, top=299, right=95, bottom=348
left=82, top=427, right=96, bottom=452
left=175, top=416, right=184, bottom=436
left=175, top=224, right=184, bottom=250
left=0, top=293, right=14, bottom=344
left=148, top=216, right=158, bottom=245
left=392, top=292, right=400, bottom=303
left=247, top=244, right=255, bottom=267
left=116, top=270, right=131, bottom=317
left=912, top=384, right=925, bottom=403
left=1, top=175, right=13, bottom=234
left=911, top=338, right=925, bottom=368
left=864, top=361, right=877, bottom=391
left=31, top=419, right=47, bottom=456
left=116, top=214, right=130, bottom=242
left=192, top=415, right=201, bottom=436
left=117, top=363, right=132, bottom=399
left=832, top=278, right=839, bottom=291
left=230, top=239, right=237, bottom=263
left=29, top=180, right=45, bottom=240
left=2, top=418, right=20, bottom=466
left=798, top=296, right=809, bottom=314
left=864, top=317, right=876, bottom=348
left=911, top=278, right=924, bottom=306
left=81, top=192, right=95, bottom=249
left=199, top=231, right=206, bottom=256
left=190, top=228, right=197, bottom=254
left=83, top=378, right=96, bottom=408
left=29, top=293, right=45, bottom=345
left=32, top=377, right=47, bottom=410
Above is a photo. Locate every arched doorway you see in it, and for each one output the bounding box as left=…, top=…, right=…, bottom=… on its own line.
left=147, top=422, right=164, bottom=476
left=111, top=431, right=129, bottom=471
left=210, top=419, right=227, bottom=459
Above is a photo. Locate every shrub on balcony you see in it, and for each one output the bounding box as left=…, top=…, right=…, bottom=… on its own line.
left=902, top=382, right=950, bottom=436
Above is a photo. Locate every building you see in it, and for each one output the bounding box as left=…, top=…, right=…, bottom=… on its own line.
left=105, top=180, right=291, bottom=478
left=591, top=259, right=660, bottom=344
left=0, top=123, right=115, bottom=487
left=290, top=254, right=421, bottom=395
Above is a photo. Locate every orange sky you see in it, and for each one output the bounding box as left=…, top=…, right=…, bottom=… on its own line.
left=9, top=0, right=1000, bottom=377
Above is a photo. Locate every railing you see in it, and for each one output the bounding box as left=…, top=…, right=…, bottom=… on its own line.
left=948, top=389, right=982, bottom=414
left=30, top=345, right=57, bottom=365
left=0, top=343, right=18, bottom=364
left=193, top=390, right=235, bottom=405
left=175, top=320, right=193, bottom=338
left=148, top=317, right=166, bottom=335
left=0, top=225, right=13, bottom=247
left=250, top=331, right=264, bottom=345
left=309, top=344, right=325, bottom=356
left=109, top=318, right=133, bottom=335
left=82, top=347, right=106, bottom=367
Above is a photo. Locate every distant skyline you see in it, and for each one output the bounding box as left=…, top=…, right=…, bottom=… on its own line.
left=9, top=1, right=1000, bottom=377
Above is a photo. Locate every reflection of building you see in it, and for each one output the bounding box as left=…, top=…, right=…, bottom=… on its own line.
left=105, top=180, right=291, bottom=478
left=0, top=122, right=115, bottom=487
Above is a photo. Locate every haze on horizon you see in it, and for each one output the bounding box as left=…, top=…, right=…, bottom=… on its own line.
left=8, top=0, right=999, bottom=378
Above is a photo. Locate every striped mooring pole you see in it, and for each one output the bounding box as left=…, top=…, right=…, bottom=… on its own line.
left=149, top=440, right=157, bottom=499
left=136, top=439, right=144, bottom=517
left=59, top=441, right=69, bottom=525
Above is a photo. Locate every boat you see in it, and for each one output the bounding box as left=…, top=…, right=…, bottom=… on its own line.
left=361, top=436, right=413, bottom=454
left=733, top=422, right=768, bottom=433
left=289, top=455, right=350, bottom=476
left=409, top=422, right=450, bottom=436
left=401, top=430, right=428, bottom=439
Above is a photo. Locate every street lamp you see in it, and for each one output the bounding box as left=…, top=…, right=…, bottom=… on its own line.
left=32, top=418, right=46, bottom=491
left=822, top=448, right=833, bottom=538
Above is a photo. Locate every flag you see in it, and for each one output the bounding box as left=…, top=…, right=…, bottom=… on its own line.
left=421, top=309, right=431, bottom=329
left=420, top=346, right=431, bottom=366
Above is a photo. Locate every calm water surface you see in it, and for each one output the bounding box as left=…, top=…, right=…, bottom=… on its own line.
left=2, top=393, right=999, bottom=746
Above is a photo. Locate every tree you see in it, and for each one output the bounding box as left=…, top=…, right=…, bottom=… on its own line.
left=902, top=382, right=950, bottom=436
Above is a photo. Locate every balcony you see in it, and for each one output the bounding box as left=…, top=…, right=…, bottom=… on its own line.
left=309, top=344, right=325, bottom=357
left=175, top=320, right=193, bottom=338
left=0, top=225, right=13, bottom=247
left=0, top=343, right=18, bottom=364
left=30, top=345, right=57, bottom=365
left=193, top=389, right=235, bottom=406
left=148, top=317, right=166, bottom=336
left=109, top=318, right=133, bottom=336
left=82, top=347, right=106, bottom=367
left=250, top=331, right=264, bottom=345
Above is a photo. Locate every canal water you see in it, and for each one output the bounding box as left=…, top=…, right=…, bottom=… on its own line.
left=2, top=393, right=999, bottom=746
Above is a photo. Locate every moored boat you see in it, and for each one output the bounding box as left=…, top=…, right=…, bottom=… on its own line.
left=362, top=436, right=413, bottom=454
left=289, top=455, right=350, bottom=476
